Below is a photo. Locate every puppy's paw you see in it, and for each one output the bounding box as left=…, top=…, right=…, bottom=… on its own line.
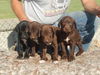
left=39, top=60, right=46, bottom=63
left=24, top=56, right=29, bottom=59
left=52, top=55, right=58, bottom=61
left=61, top=55, right=67, bottom=59
left=30, top=53, right=35, bottom=57
left=53, top=61, right=59, bottom=64
left=17, top=56, right=23, bottom=59
left=41, top=57, right=48, bottom=61
left=76, top=50, right=84, bottom=56
left=68, top=55, right=75, bottom=62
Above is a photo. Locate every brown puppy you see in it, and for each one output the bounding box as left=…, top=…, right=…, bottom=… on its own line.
left=58, top=16, right=84, bottom=61
left=28, top=21, right=41, bottom=56
left=56, top=28, right=69, bottom=60
left=38, top=24, right=58, bottom=61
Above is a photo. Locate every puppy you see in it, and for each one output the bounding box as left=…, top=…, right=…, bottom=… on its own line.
left=56, top=28, right=69, bottom=60
left=38, top=24, right=58, bottom=61
left=28, top=21, right=41, bottom=56
left=15, top=20, right=30, bottom=59
left=58, top=16, right=84, bottom=61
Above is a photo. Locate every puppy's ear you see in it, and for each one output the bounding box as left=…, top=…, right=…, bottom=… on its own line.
left=72, top=20, right=77, bottom=30
left=26, top=22, right=30, bottom=32
left=51, top=26, right=57, bottom=38
left=15, top=23, right=20, bottom=33
left=58, top=20, right=62, bottom=28
left=38, top=24, right=42, bottom=37
left=16, top=20, right=29, bottom=32
left=74, top=20, right=77, bottom=29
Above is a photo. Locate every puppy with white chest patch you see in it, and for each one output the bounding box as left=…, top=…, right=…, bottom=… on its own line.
left=58, top=16, right=84, bottom=61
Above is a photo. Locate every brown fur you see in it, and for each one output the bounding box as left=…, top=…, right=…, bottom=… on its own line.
left=38, top=24, right=58, bottom=61
left=28, top=21, right=41, bottom=56
left=58, top=16, right=84, bottom=61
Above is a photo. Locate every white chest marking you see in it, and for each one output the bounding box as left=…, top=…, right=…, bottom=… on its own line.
left=49, top=43, right=52, bottom=45
left=65, top=37, right=70, bottom=42
left=67, top=45, right=70, bottom=50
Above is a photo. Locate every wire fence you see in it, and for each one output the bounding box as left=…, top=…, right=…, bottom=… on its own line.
left=0, top=18, right=19, bottom=50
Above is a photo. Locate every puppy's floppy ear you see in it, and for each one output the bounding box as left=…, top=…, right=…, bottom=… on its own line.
left=26, top=22, right=30, bottom=32
left=38, top=24, right=42, bottom=37
left=39, top=24, right=44, bottom=37
left=72, top=20, right=77, bottom=30
left=58, top=17, right=65, bottom=28
left=15, top=22, right=20, bottom=33
left=15, top=20, right=29, bottom=33
left=58, top=20, right=62, bottom=28
left=51, top=26, right=57, bottom=37
left=74, top=20, right=77, bottom=29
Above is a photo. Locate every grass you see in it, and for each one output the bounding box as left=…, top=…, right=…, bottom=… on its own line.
left=67, top=0, right=83, bottom=12
left=0, top=0, right=15, bottom=19
left=0, top=0, right=100, bottom=19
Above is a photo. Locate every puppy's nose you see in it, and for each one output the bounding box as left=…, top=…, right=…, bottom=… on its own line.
left=45, top=40, right=52, bottom=45
left=45, top=40, right=49, bottom=44
left=31, top=37, right=35, bottom=40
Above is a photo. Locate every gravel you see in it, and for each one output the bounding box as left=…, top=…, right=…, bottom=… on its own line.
left=0, top=49, right=100, bottom=75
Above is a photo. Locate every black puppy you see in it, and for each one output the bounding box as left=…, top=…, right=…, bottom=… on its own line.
left=15, top=20, right=30, bottom=59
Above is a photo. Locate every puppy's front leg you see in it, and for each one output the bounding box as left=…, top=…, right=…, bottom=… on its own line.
left=61, top=42, right=67, bottom=59
left=76, top=42, right=84, bottom=56
left=68, top=43, right=75, bottom=61
left=52, top=39, right=58, bottom=61
left=24, top=48, right=30, bottom=59
left=17, top=40, right=23, bottom=59
left=41, top=46, right=48, bottom=61
left=17, top=50, right=23, bottom=59
left=30, top=45, right=36, bottom=57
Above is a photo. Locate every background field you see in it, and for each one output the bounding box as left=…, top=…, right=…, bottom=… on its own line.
left=0, top=0, right=100, bottom=19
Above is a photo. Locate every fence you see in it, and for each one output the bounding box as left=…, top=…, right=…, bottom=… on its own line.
left=0, top=18, right=19, bottom=50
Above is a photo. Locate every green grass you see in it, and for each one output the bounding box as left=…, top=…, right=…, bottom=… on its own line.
left=0, top=0, right=15, bottom=19
left=0, top=0, right=100, bottom=19
left=67, top=0, right=100, bottom=12
left=67, top=0, right=83, bottom=12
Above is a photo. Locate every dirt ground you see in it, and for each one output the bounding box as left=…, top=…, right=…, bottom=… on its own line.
left=0, top=47, right=100, bottom=75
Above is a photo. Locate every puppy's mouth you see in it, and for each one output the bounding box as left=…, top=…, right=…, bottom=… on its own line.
left=47, top=43, right=52, bottom=45
left=32, top=39, right=38, bottom=43
left=31, top=37, right=37, bottom=41
left=62, top=27, right=72, bottom=33
left=64, top=29, right=71, bottom=32
left=45, top=42, right=52, bottom=46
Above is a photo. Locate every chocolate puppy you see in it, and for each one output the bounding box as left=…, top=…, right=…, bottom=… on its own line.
left=58, top=16, right=84, bottom=61
left=38, top=24, right=58, bottom=61
left=28, top=21, right=41, bottom=56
